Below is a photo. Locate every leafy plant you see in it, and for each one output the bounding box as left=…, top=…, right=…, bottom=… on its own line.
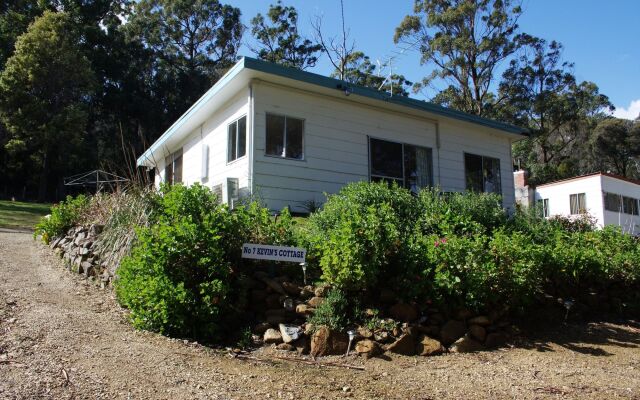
left=34, top=194, right=90, bottom=243
left=308, top=288, right=352, bottom=331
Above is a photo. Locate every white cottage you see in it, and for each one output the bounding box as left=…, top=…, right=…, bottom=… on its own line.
left=516, top=172, right=640, bottom=235
left=137, top=57, right=527, bottom=213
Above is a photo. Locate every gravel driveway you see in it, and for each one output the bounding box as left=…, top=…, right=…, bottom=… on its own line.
left=1, top=230, right=639, bottom=399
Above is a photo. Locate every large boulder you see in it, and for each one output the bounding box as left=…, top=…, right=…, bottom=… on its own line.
left=310, top=326, right=349, bottom=357
left=355, top=339, right=381, bottom=358
left=440, top=320, right=467, bottom=345
left=449, top=335, right=483, bottom=353
left=469, top=325, right=487, bottom=342
left=279, top=324, right=302, bottom=344
left=485, top=332, right=509, bottom=348
left=263, top=328, right=283, bottom=344
left=389, top=303, right=418, bottom=322
left=386, top=333, right=415, bottom=356
left=416, top=335, right=445, bottom=356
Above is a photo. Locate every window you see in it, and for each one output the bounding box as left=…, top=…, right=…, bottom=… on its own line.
left=464, top=153, right=501, bottom=195
left=227, top=116, right=247, bottom=162
left=603, top=192, right=622, bottom=212
left=622, top=196, right=639, bottom=216
left=369, top=137, right=433, bottom=193
left=164, top=149, right=183, bottom=184
left=266, top=114, right=303, bottom=160
left=537, top=198, right=550, bottom=218
left=569, top=193, right=586, bottom=214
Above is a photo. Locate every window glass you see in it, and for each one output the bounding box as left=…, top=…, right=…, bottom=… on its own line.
left=570, top=193, right=586, bottom=214
left=464, top=153, right=483, bottom=192
left=623, top=196, right=639, bottom=215
left=604, top=192, right=621, bottom=212
left=370, top=138, right=403, bottom=179
left=164, top=155, right=173, bottom=185
left=237, top=116, right=247, bottom=159
left=228, top=120, right=237, bottom=162
left=465, top=153, right=501, bottom=195
left=266, top=114, right=285, bottom=157
left=483, top=156, right=501, bottom=194
left=404, top=145, right=433, bottom=193
left=173, top=151, right=183, bottom=184
left=285, top=117, right=304, bottom=159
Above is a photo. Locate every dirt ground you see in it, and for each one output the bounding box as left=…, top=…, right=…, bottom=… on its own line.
left=1, top=229, right=640, bottom=400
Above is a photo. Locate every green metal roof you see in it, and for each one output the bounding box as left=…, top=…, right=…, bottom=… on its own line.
left=137, top=56, right=527, bottom=167
left=242, top=57, right=528, bottom=136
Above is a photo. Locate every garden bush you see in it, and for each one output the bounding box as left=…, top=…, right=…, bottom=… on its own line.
left=115, top=184, right=294, bottom=341
left=35, top=194, right=90, bottom=243
left=302, top=181, right=640, bottom=313
left=302, top=181, right=416, bottom=290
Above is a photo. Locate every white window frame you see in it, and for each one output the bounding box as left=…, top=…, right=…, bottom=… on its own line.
left=569, top=193, right=586, bottom=215
left=227, top=115, right=247, bottom=164
left=265, top=113, right=305, bottom=161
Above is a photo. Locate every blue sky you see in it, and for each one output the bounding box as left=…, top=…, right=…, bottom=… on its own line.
left=227, top=0, right=640, bottom=119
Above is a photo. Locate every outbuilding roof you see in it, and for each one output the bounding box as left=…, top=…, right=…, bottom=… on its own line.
left=137, top=57, right=528, bottom=167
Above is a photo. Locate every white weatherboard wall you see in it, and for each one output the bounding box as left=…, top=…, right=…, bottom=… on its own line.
left=601, top=175, right=640, bottom=234
left=252, top=82, right=516, bottom=212
left=156, top=90, right=251, bottom=200
left=535, top=175, right=604, bottom=224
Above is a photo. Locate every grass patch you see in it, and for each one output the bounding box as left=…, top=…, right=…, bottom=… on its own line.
left=0, top=200, right=51, bottom=230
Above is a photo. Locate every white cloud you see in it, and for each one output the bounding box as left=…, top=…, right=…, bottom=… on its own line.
left=613, top=99, right=640, bottom=120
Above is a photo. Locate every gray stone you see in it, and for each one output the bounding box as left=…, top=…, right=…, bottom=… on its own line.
left=355, top=339, right=381, bottom=358
left=314, top=284, right=330, bottom=297
left=281, top=281, right=301, bottom=297
left=469, top=325, right=487, bottom=342
left=416, top=335, right=445, bottom=356
left=468, top=315, right=491, bottom=326
left=310, top=326, right=349, bottom=357
left=449, top=334, right=483, bottom=353
left=440, top=320, right=467, bottom=346
left=307, top=296, right=324, bottom=308
left=485, top=332, right=509, bottom=348
left=263, top=328, right=283, bottom=344
left=386, top=333, right=415, bottom=356
left=295, top=304, right=315, bottom=316
left=278, top=324, right=302, bottom=344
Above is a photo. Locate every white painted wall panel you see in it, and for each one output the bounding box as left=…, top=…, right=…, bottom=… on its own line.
left=252, top=83, right=517, bottom=212
left=155, top=90, right=251, bottom=204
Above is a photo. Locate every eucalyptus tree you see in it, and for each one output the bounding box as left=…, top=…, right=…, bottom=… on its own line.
left=591, top=118, right=640, bottom=178
left=251, top=1, right=321, bottom=70
left=395, top=0, right=528, bottom=116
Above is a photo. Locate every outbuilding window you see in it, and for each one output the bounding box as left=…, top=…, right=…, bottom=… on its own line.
left=603, top=192, right=621, bottom=212
left=227, top=115, right=247, bottom=162
left=164, top=148, right=183, bottom=185
left=265, top=114, right=304, bottom=160
left=569, top=193, right=586, bottom=214
left=537, top=198, right=550, bottom=218
left=622, top=196, right=639, bottom=216
left=464, top=153, right=501, bottom=195
left=368, top=137, right=433, bottom=193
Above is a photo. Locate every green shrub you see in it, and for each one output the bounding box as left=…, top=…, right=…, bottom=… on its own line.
left=116, top=184, right=242, bottom=340
left=303, top=181, right=416, bottom=290
left=115, top=184, right=295, bottom=342
left=35, top=194, right=90, bottom=243
left=415, top=189, right=506, bottom=236
left=308, top=288, right=352, bottom=331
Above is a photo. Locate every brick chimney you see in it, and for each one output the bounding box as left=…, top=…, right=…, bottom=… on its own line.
left=514, top=169, right=528, bottom=189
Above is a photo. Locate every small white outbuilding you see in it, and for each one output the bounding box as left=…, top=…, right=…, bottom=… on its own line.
left=137, top=57, right=527, bottom=213
left=516, top=171, right=640, bottom=234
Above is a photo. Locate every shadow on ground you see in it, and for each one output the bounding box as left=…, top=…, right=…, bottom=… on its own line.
left=512, top=309, right=640, bottom=357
